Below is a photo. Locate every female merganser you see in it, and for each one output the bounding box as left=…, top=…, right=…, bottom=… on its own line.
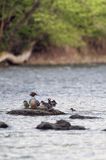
left=29, top=92, right=40, bottom=109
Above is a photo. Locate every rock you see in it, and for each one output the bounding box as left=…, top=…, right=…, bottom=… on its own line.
left=69, top=125, right=86, bottom=130
left=7, top=108, right=65, bottom=116
left=102, top=129, right=106, bottom=131
left=70, top=114, right=100, bottom=119
left=0, top=121, right=8, bottom=128
left=36, top=120, right=86, bottom=130
left=55, top=120, right=71, bottom=130
left=36, top=122, right=54, bottom=130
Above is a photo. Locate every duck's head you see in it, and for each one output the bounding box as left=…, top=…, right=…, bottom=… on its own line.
left=41, top=101, right=45, bottom=105
left=23, top=100, right=28, bottom=103
left=23, top=100, right=28, bottom=105
left=30, top=92, right=38, bottom=97
left=51, top=100, right=57, bottom=106
left=48, top=98, right=51, bottom=103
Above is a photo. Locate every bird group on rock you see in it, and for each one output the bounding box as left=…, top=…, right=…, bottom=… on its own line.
left=23, top=92, right=57, bottom=111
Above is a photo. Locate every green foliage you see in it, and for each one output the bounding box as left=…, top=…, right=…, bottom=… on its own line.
left=0, top=0, right=37, bottom=53
left=0, top=0, right=106, bottom=53
left=34, top=0, right=106, bottom=46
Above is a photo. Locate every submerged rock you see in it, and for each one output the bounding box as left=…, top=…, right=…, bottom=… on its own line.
left=36, top=120, right=86, bottom=130
left=0, top=121, right=8, bottom=128
left=70, top=114, right=100, bottom=119
left=7, top=108, right=65, bottom=116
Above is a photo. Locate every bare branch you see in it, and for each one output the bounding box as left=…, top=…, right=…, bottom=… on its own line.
left=12, top=0, right=40, bottom=33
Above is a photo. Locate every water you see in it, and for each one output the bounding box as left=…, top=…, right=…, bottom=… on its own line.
left=0, top=65, right=106, bottom=160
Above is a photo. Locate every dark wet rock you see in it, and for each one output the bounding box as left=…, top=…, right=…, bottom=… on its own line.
left=0, top=121, right=8, bottom=128
left=70, top=114, right=100, bottom=119
left=36, top=120, right=86, bottom=130
left=7, top=108, right=65, bottom=116
left=102, top=129, right=106, bottom=131
left=69, top=125, right=86, bottom=130
left=36, top=122, right=54, bottom=130
left=56, top=120, right=71, bottom=129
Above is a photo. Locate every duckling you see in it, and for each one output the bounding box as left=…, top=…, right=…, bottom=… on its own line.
left=70, top=108, right=76, bottom=112
left=39, top=101, right=48, bottom=110
left=23, top=100, right=29, bottom=109
left=36, top=100, right=40, bottom=107
left=48, top=99, right=57, bottom=109
left=47, top=98, right=52, bottom=109
left=51, top=100, right=57, bottom=107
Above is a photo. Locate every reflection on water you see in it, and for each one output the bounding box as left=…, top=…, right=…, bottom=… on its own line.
left=0, top=65, right=106, bottom=160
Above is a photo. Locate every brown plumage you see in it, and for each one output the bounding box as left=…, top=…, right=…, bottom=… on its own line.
left=29, top=98, right=37, bottom=109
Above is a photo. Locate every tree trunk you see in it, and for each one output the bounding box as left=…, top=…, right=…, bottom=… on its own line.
left=11, top=0, right=40, bottom=34
left=0, top=48, right=32, bottom=65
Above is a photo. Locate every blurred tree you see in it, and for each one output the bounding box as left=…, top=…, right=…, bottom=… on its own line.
left=0, top=0, right=106, bottom=54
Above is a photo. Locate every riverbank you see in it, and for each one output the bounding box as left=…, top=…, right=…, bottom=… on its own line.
left=28, top=48, right=106, bottom=66
left=0, top=38, right=106, bottom=66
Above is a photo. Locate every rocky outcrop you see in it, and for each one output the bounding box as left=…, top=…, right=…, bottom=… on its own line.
left=7, top=108, right=65, bottom=116
left=0, top=121, right=8, bottom=128
left=69, top=114, right=100, bottom=119
left=36, top=120, right=86, bottom=130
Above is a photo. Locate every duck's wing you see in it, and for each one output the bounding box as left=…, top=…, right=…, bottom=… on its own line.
left=29, top=99, right=31, bottom=106
left=36, top=100, right=40, bottom=106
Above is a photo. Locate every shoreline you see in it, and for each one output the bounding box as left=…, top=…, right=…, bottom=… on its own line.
left=1, top=60, right=106, bottom=68
left=0, top=38, right=106, bottom=66
left=25, top=47, right=106, bottom=66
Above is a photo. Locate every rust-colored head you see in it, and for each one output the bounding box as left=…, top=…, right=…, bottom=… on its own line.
left=30, top=92, right=38, bottom=97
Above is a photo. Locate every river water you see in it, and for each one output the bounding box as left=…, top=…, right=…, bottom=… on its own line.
left=0, top=65, right=106, bottom=160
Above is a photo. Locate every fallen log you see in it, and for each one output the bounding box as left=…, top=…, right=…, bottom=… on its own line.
left=0, top=49, right=32, bottom=65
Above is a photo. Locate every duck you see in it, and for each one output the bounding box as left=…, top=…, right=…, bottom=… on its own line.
left=51, top=100, right=57, bottom=107
left=29, top=92, right=40, bottom=109
left=38, top=101, right=48, bottom=110
left=48, top=98, right=57, bottom=109
left=70, top=108, right=76, bottom=112
left=23, top=100, right=29, bottom=109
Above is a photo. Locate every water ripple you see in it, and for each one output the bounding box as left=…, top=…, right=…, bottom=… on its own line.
left=0, top=66, right=106, bottom=160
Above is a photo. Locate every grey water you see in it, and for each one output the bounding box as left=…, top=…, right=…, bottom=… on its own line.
left=0, top=65, right=106, bottom=160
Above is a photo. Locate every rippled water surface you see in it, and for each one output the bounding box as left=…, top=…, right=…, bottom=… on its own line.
left=0, top=65, right=106, bottom=160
